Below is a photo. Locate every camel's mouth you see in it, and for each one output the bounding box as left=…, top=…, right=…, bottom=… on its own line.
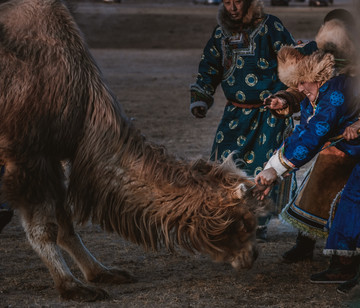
left=230, top=245, right=259, bottom=270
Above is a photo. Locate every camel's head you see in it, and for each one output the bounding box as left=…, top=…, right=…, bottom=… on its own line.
left=205, top=180, right=272, bottom=270
left=176, top=158, right=273, bottom=270
left=142, top=157, right=273, bottom=270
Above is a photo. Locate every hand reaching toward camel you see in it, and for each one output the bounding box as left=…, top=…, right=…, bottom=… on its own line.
left=253, top=167, right=278, bottom=200
left=255, top=167, right=278, bottom=186
left=343, top=119, right=360, bottom=141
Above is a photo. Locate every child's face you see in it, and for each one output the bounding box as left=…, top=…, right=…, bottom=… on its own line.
left=297, top=81, right=320, bottom=103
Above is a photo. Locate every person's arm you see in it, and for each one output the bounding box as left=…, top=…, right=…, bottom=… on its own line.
left=264, top=87, right=305, bottom=118
left=190, top=26, right=223, bottom=118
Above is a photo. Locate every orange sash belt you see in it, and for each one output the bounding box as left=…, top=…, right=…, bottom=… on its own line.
left=227, top=101, right=263, bottom=108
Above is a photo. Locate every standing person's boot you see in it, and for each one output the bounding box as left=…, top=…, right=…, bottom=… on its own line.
left=337, top=272, right=359, bottom=294
left=337, top=258, right=360, bottom=294
left=282, top=232, right=316, bottom=263
left=310, top=255, right=358, bottom=284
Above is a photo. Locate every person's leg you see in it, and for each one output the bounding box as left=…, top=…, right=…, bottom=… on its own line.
left=310, top=255, right=358, bottom=283
left=337, top=268, right=360, bottom=294
left=281, top=147, right=357, bottom=262
left=310, top=164, right=360, bottom=284
left=283, top=231, right=316, bottom=262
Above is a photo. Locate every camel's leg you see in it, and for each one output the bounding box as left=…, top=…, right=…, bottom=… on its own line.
left=20, top=209, right=109, bottom=301
left=4, top=159, right=108, bottom=301
left=56, top=203, right=136, bottom=284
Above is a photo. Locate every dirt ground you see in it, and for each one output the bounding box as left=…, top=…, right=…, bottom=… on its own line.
left=1, top=1, right=359, bottom=307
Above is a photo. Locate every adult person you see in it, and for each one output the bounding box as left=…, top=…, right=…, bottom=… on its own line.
left=190, top=0, right=295, bottom=240
left=323, top=118, right=360, bottom=295
left=310, top=114, right=360, bottom=295
left=267, top=9, right=358, bottom=263
left=254, top=41, right=360, bottom=293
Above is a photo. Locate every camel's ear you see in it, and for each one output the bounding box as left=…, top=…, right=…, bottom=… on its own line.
left=235, top=183, right=248, bottom=199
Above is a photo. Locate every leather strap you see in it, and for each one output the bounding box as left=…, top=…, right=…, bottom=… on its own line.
left=227, top=101, right=263, bottom=109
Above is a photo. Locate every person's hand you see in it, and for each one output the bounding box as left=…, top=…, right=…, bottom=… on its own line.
left=343, top=120, right=360, bottom=141
left=252, top=182, right=273, bottom=200
left=253, top=168, right=278, bottom=200
left=192, top=106, right=207, bottom=118
left=264, top=95, right=287, bottom=110
left=255, top=168, right=278, bottom=186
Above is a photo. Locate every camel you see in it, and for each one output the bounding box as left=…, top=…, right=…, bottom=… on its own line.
left=0, top=0, right=271, bottom=301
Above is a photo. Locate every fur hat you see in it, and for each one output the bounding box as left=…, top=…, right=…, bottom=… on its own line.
left=278, top=9, right=355, bottom=88
left=315, top=15, right=356, bottom=75
left=277, top=41, right=335, bottom=89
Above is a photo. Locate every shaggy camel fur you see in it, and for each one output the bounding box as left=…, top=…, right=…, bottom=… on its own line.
left=0, top=0, right=271, bottom=301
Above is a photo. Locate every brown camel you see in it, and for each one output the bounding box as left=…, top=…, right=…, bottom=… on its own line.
left=0, top=0, right=271, bottom=301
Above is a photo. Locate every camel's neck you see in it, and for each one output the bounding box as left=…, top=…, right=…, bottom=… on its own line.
left=69, top=116, right=238, bottom=253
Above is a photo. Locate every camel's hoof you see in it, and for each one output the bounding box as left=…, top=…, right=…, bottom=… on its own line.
left=89, top=267, right=137, bottom=284
left=59, top=284, right=109, bottom=302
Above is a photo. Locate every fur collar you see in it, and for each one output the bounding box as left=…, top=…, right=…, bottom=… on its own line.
left=217, top=0, right=264, bottom=33
left=277, top=46, right=335, bottom=89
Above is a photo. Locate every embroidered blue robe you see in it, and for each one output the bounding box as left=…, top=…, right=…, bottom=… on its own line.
left=277, top=75, right=360, bottom=256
